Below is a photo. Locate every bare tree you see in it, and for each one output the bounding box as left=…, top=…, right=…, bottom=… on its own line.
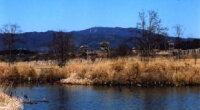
left=173, top=25, right=184, bottom=60
left=49, top=31, right=76, bottom=67
left=1, top=24, right=21, bottom=65
left=136, top=10, right=168, bottom=60
left=174, top=25, right=184, bottom=49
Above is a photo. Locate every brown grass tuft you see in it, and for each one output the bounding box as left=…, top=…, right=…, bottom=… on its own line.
left=0, top=91, right=22, bottom=110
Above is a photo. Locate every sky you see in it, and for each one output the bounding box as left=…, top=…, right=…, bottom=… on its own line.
left=0, top=0, right=199, bottom=38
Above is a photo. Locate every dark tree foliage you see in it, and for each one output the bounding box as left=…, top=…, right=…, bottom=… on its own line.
left=1, top=24, right=21, bottom=65
left=110, top=44, right=132, bottom=57
left=177, top=39, right=200, bottom=50
left=49, top=31, right=76, bottom=67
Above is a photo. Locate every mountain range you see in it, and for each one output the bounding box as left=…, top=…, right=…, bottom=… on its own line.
left=0, top=27, right=193, bottom=53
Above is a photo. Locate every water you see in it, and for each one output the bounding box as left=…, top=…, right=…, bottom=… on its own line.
left=11, top=85, right=200, bottom=110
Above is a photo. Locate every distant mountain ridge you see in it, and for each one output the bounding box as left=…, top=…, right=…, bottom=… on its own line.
left=73, top=27, right=141, bottom=37
left=0, top=27, right=194, bottom=53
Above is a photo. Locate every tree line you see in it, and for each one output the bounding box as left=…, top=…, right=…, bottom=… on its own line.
left=0, top=10, right=199, bottom=66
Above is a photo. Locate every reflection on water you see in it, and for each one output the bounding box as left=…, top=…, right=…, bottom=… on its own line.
left=12, top=85, right=200, bottom=110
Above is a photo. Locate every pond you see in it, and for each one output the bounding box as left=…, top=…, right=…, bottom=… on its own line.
left=10, top=85, right=200, bottom=110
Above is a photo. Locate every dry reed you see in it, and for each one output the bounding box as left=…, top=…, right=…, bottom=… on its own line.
left=0, top=57, right=200, bottom=86
left=0, top=91, right=22, bottom=110
left=61, top=57, right=200, bottom=86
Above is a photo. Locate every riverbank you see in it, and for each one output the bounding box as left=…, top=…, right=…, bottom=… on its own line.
left=61, top=57, right=200, bottom=86
left=0, top=57, right=200, bottom=86
left=0, top=91, right=22, bottom=110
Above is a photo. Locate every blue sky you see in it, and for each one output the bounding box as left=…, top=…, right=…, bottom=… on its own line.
left=0, top=0, right=199, bottom=38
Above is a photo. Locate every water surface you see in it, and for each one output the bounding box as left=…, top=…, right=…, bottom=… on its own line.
left=11, top=85, right=200, bottom=110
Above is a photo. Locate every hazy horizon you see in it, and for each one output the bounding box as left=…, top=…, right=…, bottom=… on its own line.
left=0, top=0, right=199, bottom=38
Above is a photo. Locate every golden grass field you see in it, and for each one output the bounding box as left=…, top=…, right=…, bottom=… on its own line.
left=0, top=57, right=200, bottom=86
left=61, top=57, right=200, bottom=86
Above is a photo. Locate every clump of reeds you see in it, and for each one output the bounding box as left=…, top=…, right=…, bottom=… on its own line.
left=0, top=63, right=65, bottom=83
left=0, top=64, right=37, bottom=83
left=0, top=83, right=22, bottom=110
left=38, top=66, right=65, bottom=83
left=0, top=91, right=22, bottom=110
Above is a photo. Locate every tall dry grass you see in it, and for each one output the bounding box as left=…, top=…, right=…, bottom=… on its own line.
left=61, top=57, right=200, bottom=86
left=0, top=91, right=22, bottom=110
left=0, top=62, right=65, bottom=83
left=0, top=83, right=22, bottom=110
left=0, top=57, right=200, bottom=86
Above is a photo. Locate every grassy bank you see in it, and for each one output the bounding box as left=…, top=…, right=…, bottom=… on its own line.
left=61, top=57, right=200, bottom=86
left=0, top=91, right=22, bottom=110
left=0, top=57, right=200, bottom=86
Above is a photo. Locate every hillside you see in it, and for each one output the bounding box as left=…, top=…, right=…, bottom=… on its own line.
left=0, top=27, right=191, bottom=53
